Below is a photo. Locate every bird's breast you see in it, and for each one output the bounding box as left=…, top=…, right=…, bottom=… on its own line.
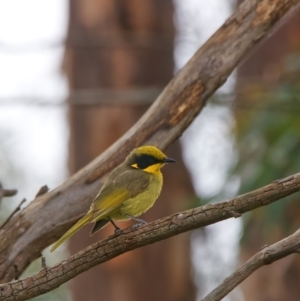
left=118, top=171, right=163, bottom=218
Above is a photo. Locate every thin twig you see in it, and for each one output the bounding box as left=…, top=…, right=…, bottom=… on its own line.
left=2, top=189, right=18, bottom=198
left=41, top=256, right=49, bottom=270
left=201, top=229, right=300, bottom=301
left=0, top=183, right=17, bottom=204
left=0, top=199, right=26, bottom=230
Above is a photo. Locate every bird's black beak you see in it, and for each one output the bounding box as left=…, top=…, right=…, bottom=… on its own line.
left=164, top=157, right=176, bottom=163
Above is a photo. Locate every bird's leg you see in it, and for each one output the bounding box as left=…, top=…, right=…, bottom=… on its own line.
left=126, top=215, right=147, bottom=224
left=126, top=214, right=147, bottom=230
left=108, top=217, right=121, bottom=234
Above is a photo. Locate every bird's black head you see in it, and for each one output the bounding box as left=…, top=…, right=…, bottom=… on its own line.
left=126, top=146, right=175, bottom=172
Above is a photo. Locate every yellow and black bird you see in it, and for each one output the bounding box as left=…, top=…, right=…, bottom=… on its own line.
left=50, top=145, right=175, bottom=251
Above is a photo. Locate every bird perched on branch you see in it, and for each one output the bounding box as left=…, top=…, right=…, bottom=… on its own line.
left=50, top=145, right=175, bottom=251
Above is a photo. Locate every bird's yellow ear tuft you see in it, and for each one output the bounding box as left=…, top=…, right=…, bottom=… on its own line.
left=131, top=163, right=138, bottom=169
left=143, top=163, right=163, bottom=173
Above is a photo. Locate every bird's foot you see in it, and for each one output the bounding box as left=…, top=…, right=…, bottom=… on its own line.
left=114, top=227, right=122, bottom=235
left=132, top=221, right=147, bottom=230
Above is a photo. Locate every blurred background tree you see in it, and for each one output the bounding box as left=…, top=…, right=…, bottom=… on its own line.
left=232, top=6, right=300, bottom=301
left=65, top=1, right=196, bottom=300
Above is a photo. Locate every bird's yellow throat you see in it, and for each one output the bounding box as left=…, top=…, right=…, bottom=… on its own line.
left=131, top=163, right=164, bottom=173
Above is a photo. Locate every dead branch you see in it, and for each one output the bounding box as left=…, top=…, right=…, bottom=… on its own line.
left=0, top=199, right=26, bottom=231
left=0, top=0, right=299, bottom=284
left=0, top=172, right=300, bottom=301
left=201, top=229, right=300, bottom=301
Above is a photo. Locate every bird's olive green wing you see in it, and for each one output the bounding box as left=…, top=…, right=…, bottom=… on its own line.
left=90, top=169, right=149, bottom=221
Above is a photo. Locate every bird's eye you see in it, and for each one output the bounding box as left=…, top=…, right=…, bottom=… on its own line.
left=148, top=157, right=155, bottom=164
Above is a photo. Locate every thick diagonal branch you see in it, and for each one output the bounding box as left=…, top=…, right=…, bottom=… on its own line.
left=0, top=0, right=299, bottom=283
left=0, top=173, right=300, bottom=301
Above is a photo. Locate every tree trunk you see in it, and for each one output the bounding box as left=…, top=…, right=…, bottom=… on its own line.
left=65, top=1, right=196, bottom=300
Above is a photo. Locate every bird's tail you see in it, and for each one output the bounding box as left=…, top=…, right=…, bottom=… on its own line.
left=50, top=211, right=93, bottom=252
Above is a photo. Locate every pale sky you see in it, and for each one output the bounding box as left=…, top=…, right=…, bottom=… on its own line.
left=0, top=0, right=69, bottom=203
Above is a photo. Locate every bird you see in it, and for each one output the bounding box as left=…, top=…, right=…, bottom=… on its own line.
left=50, top=145, right=176, bottom=251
